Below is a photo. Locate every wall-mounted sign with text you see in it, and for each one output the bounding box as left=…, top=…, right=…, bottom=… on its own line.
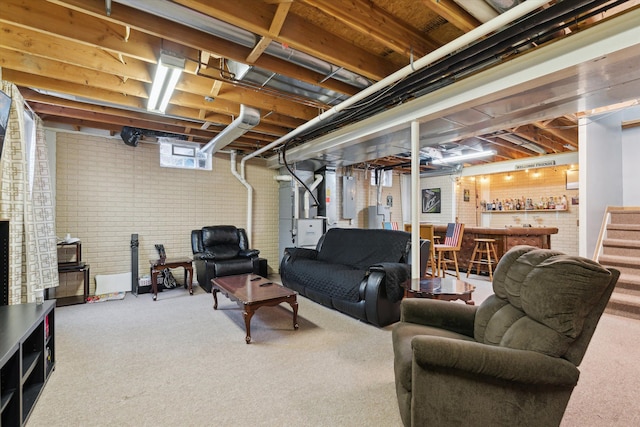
left=514, top=160, right=556, bottom=170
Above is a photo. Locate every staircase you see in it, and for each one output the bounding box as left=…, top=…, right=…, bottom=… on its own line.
left=595, top=208, right=640, bottom=320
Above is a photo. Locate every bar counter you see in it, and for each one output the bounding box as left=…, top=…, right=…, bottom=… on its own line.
left=431, top=225, right=559, bottom=275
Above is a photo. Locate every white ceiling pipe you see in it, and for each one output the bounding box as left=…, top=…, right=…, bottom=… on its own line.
left=238, top=0, right=545, bottom=243
left=453, top=0, right=500, bottom=23
left=240, top=0, right=544, bottom=170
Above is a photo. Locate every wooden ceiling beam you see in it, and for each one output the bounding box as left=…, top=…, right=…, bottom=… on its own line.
left=513, top=124, right=569, bottom=154
left=488, top=137, right=545, bottom=157
left=17, top=81, right=290, bottom=139
left=533, top=119, right=578, bottom=149
left=0, top=48, right=148, bottom=98
left=246, top=1, right=292, bottom=63
left=302, top=0, right=439, bottom=58
left=0, top=22, right=151, bottom=81
left=0, top=24, right=319, bottom=120
left=421, top=0, right=481, bottom=33
left=185, top=75, right=323, bottom=120
left=29, top=102, right=216, bottom=139
left=49, top=0, right=360, bottom=96
left=5, top=69, right=147, bottom=109
left=2, top=48, right=314, bottom=125
left=172, top=0, right=397, bottom=81
left=20, top=87, right=229, bottom=128
left=2, top=0, right=158, bottom=61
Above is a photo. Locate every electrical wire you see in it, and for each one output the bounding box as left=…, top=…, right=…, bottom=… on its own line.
left=281, top=138, right=321, bottom=208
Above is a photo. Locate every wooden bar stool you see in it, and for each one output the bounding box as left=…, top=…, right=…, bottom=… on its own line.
left=466, top=238, right=499, bottom=281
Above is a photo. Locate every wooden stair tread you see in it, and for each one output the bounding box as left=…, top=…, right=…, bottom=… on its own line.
left=609, top=210, right=640, bottom=214
left=603, top=238, right=640, bottom=248
left=598, top=254, right=640, bottom=267
left=609, top=292, right=640, bottom=306
left=607, top=224, right=640, bottom=231
left=601, top=208, right=640, bottom=320
left=617, top=272, right=640, bottom=284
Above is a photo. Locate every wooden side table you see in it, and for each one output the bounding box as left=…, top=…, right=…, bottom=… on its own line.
left=149, top=258, right=193, bottom=301
left=404, top=277, right=475, bottom=305
left=55, top=241, right=89, bottom=306
left=55, top=263, right=90, bottom=306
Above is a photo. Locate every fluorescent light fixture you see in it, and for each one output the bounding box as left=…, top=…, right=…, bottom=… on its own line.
left=147, top=52, right=185, bottom=113
left=432, top=150, right=496, bottom=164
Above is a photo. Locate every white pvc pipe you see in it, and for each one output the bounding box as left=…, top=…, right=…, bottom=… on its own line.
left=240, top=0, right=543, bottom=168
left=304, top=174, right=324, bottom=219
left=239, top=0, right=544, bottom=242
left=230, top=151, right=253, bottom=244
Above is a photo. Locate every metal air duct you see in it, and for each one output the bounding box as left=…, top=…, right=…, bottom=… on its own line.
left=498, top=133, right=547, bottom=154
left=199, top=105, right=260, bottom=154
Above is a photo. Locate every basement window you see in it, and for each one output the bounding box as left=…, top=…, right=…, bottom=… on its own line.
left=159, top=139, right=212, bottom=170
left=370, top=169, right=393, bottom=187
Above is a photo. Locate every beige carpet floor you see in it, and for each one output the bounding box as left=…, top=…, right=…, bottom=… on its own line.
left=26, top=274, right=640, bottom=426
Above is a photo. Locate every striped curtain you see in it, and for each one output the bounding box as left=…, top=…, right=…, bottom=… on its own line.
left=0, top=82, right=58, bottom=304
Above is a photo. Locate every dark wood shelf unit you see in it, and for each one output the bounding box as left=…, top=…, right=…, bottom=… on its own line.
left=0, top=301, right=55, bottom=427
left=55, top=241, right=89, bottom=306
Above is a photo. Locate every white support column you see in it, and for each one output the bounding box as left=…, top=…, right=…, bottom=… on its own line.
left=411, top=121, right=420, bottom=288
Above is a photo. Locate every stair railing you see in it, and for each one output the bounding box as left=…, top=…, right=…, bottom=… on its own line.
left=593, top=207, right=613, bottom=261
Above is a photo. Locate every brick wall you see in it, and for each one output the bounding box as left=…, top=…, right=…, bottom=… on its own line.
left=55, top=132, right=279, bottom=293
left=56, top=132, right=576, bottom=290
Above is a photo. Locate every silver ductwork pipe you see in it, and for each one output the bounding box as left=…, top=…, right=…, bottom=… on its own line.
left=200, top=105, right=260, bottom=154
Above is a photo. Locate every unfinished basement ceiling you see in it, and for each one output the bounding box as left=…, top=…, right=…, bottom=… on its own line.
left=1, top=0, right=639, bottom=173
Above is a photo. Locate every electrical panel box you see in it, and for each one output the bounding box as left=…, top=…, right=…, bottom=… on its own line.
left=342, top=176, right=356, bottom=219
left=317, top=166, right=337, bottom=227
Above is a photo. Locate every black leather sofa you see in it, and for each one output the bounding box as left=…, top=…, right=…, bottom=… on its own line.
left=279, top=227, right=412, bottom=327
left=191, top=225, right=260, bottom=292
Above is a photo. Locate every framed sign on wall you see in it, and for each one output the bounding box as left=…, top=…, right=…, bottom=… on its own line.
left=422, top=188, right=441, bottom=213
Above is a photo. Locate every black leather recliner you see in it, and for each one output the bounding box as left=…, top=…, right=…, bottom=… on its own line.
left=191, top=225, right=260, bottom=292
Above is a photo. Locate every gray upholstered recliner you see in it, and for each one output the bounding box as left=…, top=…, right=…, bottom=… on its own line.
left=392, top=245, right=619, bottom=427
left=191, top=225, right=260, bottom=292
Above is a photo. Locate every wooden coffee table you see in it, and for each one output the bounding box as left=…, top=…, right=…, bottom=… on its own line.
left=404, top=277, right=475, bottom=305
left=211, top=274, right=299, bottom=344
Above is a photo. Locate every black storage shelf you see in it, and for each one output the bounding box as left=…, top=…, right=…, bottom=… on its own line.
left=1, top=389, right=15, bottom=412
left=21, top=383, right=43, bottom=423
left=20, top=352, right=41, bottom=383
left=0, top=302, right=55, bottom=427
